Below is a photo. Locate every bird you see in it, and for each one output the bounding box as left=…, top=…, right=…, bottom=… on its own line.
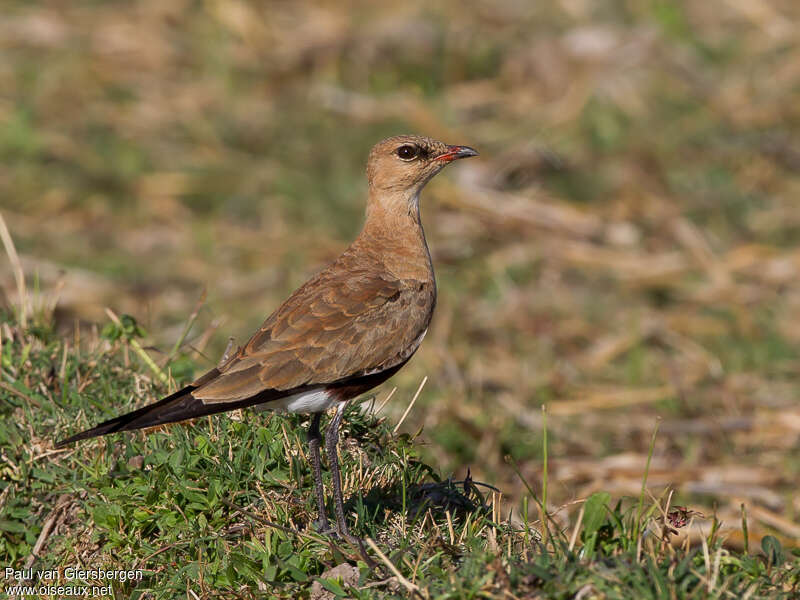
left=57, top=134, right=478, bottom=541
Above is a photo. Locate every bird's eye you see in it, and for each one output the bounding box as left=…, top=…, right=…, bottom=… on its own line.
left=396, top=145, right=419, bottom=160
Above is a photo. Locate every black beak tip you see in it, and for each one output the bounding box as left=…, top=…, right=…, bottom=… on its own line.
left=454, top=145, right=479, bottom=159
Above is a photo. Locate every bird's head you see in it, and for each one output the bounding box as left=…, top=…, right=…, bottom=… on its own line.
left=366, top=135, right=478, bottom=197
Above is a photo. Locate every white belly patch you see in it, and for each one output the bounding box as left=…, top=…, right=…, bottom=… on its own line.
left=257, top=389, right=336, bottom=414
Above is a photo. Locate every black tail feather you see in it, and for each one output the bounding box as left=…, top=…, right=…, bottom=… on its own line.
left=55, top=385, right=269, bottom=447
left=55, top=365, right=397, bottom=447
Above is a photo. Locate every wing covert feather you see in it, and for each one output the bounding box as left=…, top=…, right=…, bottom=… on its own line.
left=194, top=264, right=435, bottom=402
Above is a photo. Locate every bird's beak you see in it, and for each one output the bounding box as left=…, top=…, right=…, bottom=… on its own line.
left=435, top=145, right=479, bottom=162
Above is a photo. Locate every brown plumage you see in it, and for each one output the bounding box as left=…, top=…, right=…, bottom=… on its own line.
left=57, top=134, right=478, bottom=540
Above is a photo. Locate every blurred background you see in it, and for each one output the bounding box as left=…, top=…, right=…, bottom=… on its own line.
left=2, top=1, right=799, bottom=544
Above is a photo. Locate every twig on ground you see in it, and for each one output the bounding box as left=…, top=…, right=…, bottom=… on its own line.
left=393, top=376, right=427, bottom=434
left=365, top=537, right=427, bottom=599
left=167, top=289, right=207, bottom=362
left=0, top=381, right=40, bottom=407
left=105, top=308, right=168, bottom=385
left=375, top=386, right=397, bottom=414
left=24, top=495, right=71, bottom=569
left=0, top=212, right=27, bottom=328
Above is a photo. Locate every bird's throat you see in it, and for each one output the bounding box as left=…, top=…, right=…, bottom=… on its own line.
left=361, top=190, right=433, bottom=281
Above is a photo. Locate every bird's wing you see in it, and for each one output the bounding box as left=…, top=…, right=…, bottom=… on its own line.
left=193, top=266, right=435, bottom=403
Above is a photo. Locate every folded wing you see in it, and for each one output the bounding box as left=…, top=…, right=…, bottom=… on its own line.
left=193, top=264, right=435, bottom=404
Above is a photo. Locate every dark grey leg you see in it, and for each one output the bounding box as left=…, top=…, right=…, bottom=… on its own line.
left=325, top=401, right=356, bottom=541
left=307, top=412, right=330, bottom=532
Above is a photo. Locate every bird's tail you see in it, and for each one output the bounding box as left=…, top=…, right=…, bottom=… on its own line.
left=55, top=385, right=259, bottom=447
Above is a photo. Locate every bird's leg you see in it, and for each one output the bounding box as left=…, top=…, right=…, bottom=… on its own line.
left=307, top=412, right=330, bottom=533
left=326, top=401, right=358, bottom=542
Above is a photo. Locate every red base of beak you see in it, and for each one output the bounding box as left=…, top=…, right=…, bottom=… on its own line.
left=435, top=145, right=479, bottom=162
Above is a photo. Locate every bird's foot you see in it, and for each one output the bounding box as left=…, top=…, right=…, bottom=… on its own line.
left=312, top=517, right=332, bottom=534
left=331, top=521, right=363, bottom=546
left=314, top=517, right=362, bottom=546
left=336, top=530, right=363, bottom=547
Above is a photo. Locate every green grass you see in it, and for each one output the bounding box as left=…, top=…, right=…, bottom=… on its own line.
left=1, top=312, right=798, bottom=598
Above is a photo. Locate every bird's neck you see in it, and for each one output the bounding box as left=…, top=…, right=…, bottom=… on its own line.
left=357, top=189, right=434, bottom=281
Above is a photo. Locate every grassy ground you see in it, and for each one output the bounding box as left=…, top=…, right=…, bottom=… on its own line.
left=2, top=0, right=800, bottom=597
left=1, top=310, right=798, bottom=598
